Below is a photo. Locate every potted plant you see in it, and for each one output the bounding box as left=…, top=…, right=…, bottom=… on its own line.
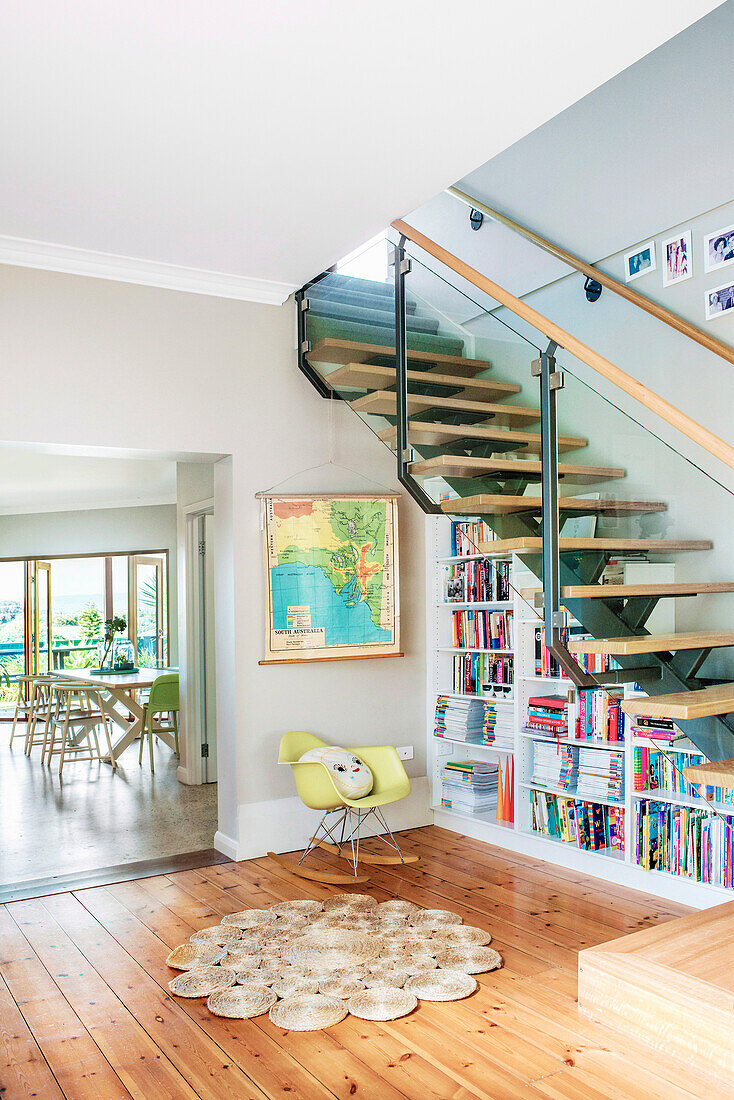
left=96, top=616, right=135, bottom=673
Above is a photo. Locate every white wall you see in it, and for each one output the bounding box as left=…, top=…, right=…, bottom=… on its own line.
left=412, top=2, right=734, bottom=296
left=0, top=264, right=429, bottom=856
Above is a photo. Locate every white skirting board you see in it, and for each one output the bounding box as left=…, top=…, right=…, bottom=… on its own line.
left=213, top=830, right=240, bottom=860
left=227, top=775, right=432, bottom=862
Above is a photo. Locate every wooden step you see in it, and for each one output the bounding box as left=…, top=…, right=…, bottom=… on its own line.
left=409, top=454, right=626, bottom=483
left=441, top=494, right=666, bottom=516
left=522, top=581, right=734, bottom=600
left=379, top=421, right=587, bottom=453
left=351, top=391, right=540, bottom=426
left=478, top=537, right=712, bottom=555
left=324, top=362, right=520, bottom=401
left=579, top=903, right=734, bottom=1087
left=307, top=338, right=492, bottom=376
left=682, top=757, right=734, bottom=788
left=569, top=631, right=734, bottom=656
left=621, top=683, right=734, bottom=720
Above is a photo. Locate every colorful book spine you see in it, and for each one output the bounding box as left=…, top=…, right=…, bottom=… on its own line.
left=634, top=799, right=734, bottom=887
left=444, top=556, right=512, bottom=602
left=529, top=790, right=625, bottom=853
left=452, top=652, right=514, bottom=694
left=451, top=610, right=513, bottom=650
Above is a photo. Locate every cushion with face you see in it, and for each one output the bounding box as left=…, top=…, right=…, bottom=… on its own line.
left=299, top=746, right=374, bottom=799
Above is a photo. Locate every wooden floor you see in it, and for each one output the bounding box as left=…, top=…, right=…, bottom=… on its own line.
left=2, top=824, right=731, bottom=1100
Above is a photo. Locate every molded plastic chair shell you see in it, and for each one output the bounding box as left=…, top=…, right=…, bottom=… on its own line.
left=147, top=673, right=179, bottom=714
left=278, top=731, right=411, bottom=812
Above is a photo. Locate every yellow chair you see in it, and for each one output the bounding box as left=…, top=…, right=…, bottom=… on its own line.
left=274, top=731, right=417, bottom=883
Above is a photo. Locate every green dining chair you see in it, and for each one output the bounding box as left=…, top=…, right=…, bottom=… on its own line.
left=138, top=673, right=179, bottom=773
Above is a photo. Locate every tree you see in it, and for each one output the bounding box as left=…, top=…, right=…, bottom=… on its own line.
left=79, top=601, right=103, bottom=641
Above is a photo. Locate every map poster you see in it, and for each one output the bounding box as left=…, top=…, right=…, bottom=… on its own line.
left=259, top=493, right=401, bottom=664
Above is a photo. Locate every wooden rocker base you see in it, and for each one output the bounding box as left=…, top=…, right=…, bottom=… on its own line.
left=267, top=851, right=369, bottom=885
left=310, top=838, right=420, bottom=866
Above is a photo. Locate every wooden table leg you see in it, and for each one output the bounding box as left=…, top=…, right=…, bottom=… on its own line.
left=100, top=687, right=175, bottom=761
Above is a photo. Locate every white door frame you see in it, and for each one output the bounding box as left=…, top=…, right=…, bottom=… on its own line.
left=179, top=497, right=214, bottom=786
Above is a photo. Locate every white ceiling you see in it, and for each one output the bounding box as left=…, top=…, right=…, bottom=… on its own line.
left=0, top=449, right=176, bottom=515
left=0, top=1, right=722, bottom=302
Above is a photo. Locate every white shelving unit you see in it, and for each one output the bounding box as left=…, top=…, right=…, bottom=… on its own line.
left=425, top=514, right=734, bottom=908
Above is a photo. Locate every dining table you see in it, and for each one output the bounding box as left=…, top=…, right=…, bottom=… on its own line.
left=54, top=667, right=179, bottom=761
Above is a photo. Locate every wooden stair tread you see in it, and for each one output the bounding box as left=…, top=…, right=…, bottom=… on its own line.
left=324, top=362, right=520, bottom=400
left=569, top=631, right=734, bottom=655
left=682, top=757, right=734, bottom=789
left=441, top=494, right=666, bottom=516
left=478, top=537, right=712, bottom=555
left=378, top=420, right=586, bottom=453
left=351, top=390, right=540, bottom=424
left=409, top=454, right=625, bottom=483
left=521, top=581, right=734, bottom=599
left=621, top=683, right=734, bottom=720
left=307, top=338, right=492, bottom=376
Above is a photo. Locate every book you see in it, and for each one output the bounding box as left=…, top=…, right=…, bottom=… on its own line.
left=450, top=609, right=514, bottom=650
left=530, top=789, right=625, bottom=853
left=443, top=555, right=512, bottom=601
left=634, top=799, right=734, bottom=886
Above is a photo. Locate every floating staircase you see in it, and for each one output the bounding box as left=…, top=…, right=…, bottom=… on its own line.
left=298, top=264, right=734, bottom=776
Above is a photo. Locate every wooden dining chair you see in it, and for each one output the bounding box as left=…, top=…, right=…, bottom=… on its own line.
left=44, top=683, right=116, bottom=777
left=9, top=675, right=36, bottom=747
left=23, top=675, right=59, bottom=756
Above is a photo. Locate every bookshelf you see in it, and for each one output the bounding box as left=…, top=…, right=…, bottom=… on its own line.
left=426, top=514, right=734, bottom=907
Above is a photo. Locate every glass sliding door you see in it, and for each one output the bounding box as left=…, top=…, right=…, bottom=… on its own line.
left=129, top=554, right=167, bottom=667
left=0, top=561, right=27, bottom=707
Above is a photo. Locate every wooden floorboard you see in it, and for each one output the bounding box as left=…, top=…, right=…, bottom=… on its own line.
left=2, top=825, right=730, bottom=1100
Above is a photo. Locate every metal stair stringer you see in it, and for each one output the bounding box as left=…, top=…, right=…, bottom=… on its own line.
left=521, top=550, right=734, bottom=762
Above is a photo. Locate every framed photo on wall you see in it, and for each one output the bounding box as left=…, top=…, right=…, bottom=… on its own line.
left=258, top=493, right=402, bottom=664
left=704, top=224, right=734, bottom=273
left=662, top=230, right=692, bottom=286
left=705, top=280, right=734, bottom=321
left=624, top=241, right=656, bottom=282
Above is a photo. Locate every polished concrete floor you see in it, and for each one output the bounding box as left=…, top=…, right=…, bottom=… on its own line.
left=0, top=723, right=218, bottom=887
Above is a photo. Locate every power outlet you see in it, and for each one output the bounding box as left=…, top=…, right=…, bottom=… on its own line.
left=397, top=745, right=413, bottom=761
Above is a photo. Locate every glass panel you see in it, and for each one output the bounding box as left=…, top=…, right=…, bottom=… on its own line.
left=401, top=244, right=541, bottom=518
left=111, top=555, right=129, bottom=628
left=134, top=554, right=167, bottom=668
left=302, top=237, right=400, bottom=456
left=49, top=557, right=105, bottom=671
left=0, top=561, right=25, bottom=708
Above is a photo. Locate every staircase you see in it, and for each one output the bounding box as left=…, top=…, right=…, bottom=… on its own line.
left=297, top=252, right=734, bottom=773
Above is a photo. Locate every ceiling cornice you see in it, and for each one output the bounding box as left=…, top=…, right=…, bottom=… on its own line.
left=0, top=235, right=296, bottom=305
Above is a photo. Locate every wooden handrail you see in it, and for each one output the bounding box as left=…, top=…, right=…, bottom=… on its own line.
left=448, top=186, right=734, bottom=367
left=392, top=218, right=734, bottom=472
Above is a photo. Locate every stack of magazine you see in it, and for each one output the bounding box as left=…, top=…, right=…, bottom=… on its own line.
left=441, top=759, right=498, bottom=814
left=434, top=696, right=485, bottom=741
left=576, top=748, right=624, bottom=803
left=531, top=740, right=577, bottom=792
